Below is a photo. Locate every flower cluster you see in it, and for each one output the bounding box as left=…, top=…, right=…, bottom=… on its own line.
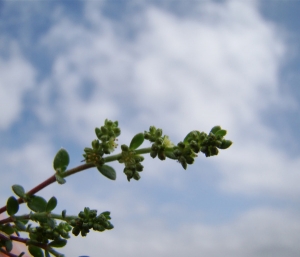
left=118, top=144, right=144, bottom=181
left=144, top=126, right=173, bottom=160
left=83, top=119, right=121, bottom=165
left=27, top=220, right=71, bottom=244
left=70, top=208, right=113, bottom=237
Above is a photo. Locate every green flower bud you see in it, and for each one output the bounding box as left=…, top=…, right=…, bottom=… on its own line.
left=177, top=141, right=185, bottom=149
left=185, top=156, right=194, bottom=164
left=106, top=120, right=113, bottom=127
left=100, top=135, right=109, bottom=141
left=121, top=144, right=129, bottom=151
left=72, top=227, right=80, bottom=236
left=133, top=172, right=141, bottom=180
left=149, top=126, right=156, bottom=133
left=158, top=151, right=166, bottom=160
left=155, top=138, right=163, bottom=145
left=78, top=211, right=85, bottom=219
left=209, top=146, right=218, bottom=156
left=124, top=169, right=133, bottom=178
left=144, top=132, right=151, bottom=140
left=70, top=220, right=77, bottom=226
left=151, top=144, right=158, bottom=151
left=174, top=149, right=182, bottom=156
left=95, top=127, right=101, bottom=137
left=82, top=223, right=89, bottom=229
left=101, top=126, right=108, bottom=133
left=136, top=163, right=144, bottom=172
left=113, top=127, right=121, bottom=136
left=134, top=155, right=144, bottom=162
left=155, top=129, right=163, bottom=137
left=181, top=161, right=187, bottom=170
left=150, top=151, right=157, bottom=158
left=92, top=139, right=100, bottom=149
left=90, top=210, right=97, bottom=218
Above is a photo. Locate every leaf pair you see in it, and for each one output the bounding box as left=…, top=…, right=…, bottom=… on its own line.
left=53, top=148, right=70, bottom=184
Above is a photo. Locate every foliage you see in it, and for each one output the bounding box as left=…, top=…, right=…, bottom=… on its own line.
left=0, top=119, right=232, bottom=256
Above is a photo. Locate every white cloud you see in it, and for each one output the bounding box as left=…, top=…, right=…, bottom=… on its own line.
left=35, top=0, right=296, bottom=198
left=0, top=40, right=36, bottom=130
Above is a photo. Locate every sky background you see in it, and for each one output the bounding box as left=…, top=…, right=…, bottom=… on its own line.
left=0, top=0, right=300, bottom=256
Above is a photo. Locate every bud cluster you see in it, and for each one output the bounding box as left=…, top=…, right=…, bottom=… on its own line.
left=70, top=208, right=113, bottom=237
left=27, top=220, right=71, bottom=244
left=118, top=145, right=144, bottom=181
left=144, top=126, right=170, bottom=160
left=83, top=119, right=121, bottom=165
left=144, top=125, right=232, bottom=170
left=184, top=126, right=232, bottom=158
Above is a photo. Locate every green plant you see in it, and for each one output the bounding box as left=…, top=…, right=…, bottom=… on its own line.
left=0, top=119, right=232, bottom=257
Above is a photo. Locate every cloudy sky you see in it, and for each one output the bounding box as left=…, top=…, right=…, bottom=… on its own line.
left=1, top=0, right=300, bottom=256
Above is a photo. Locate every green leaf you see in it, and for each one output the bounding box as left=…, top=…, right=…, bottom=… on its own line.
left=6, top=196, right=19, bottom=216
left=45, top=219, right=55, bottom=230
left=27, top=196, right=47, bottom=212
left=129, top=133, right=144, bottom=150
left=97, top=165, right=116, bottom=180
left=55, top=174, right=66, bottom=185
left=210, top=126, right=221, bottom=134
left=5, top=240, right=13, bottom=252
left=1, top=224, right=14, bottom=235
left=48, top=239, right=67, bottom=248
left=214, top=129, right=227, bottom=137
left=219, top=140, right=233, bottom=149
left=165, top=151, right=177, bottom=160
left=12, top=185, right=25, bottom=198
left=14, top=220, right=26, bottom=231
left=183, top=131, right=197, bottom=144
left=28, top=245, right=44, bottom=257
left=0, top=231, right=10, bottom=240
left=46, top=197, right=57, bottom=212
left=53, top=148, right=70, bottom=172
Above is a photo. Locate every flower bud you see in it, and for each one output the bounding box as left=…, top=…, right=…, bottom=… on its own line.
left=106, top=120, right=113, bottom=127
left=136, top=163, right=144, bottom=171
left=133, top=172, right=141, bottom=180
left=92, top=140, right=100, bottom=149
left=124, top=169, right=133, bottom=178
left=150, top=151, right=157, bottom=158
left=72, top=227, right=80, bottom=236
left=101, top=126, right=108, bottom=133
left=121, top=144, right=129, bottom=151
left=158, top=151, right=166, bottom=160
left=155, top=129, right=163, bottom=137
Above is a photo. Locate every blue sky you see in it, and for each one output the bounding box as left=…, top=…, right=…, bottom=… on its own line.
left=1, top=0, right=300, bottom=256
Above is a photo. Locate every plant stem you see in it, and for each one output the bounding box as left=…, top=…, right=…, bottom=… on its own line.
left=0, top=147, right=152, bottom=214
left=0, top=163, right=95, bottom=214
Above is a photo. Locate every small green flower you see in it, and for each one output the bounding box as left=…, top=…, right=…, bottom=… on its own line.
left=162, top=136, right=174, bottom=148
left=107, top=138, right=118, bottom=153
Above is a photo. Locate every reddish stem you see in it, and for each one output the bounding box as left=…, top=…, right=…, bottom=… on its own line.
left=0, top=163, right=95, bottom=214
